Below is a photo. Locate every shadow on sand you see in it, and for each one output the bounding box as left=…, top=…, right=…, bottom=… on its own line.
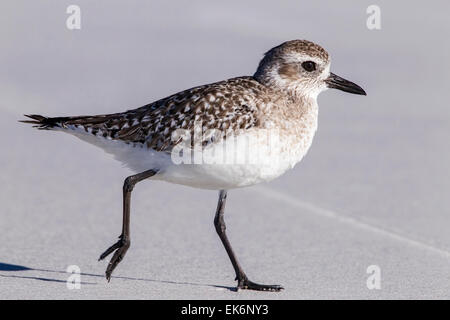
left=0, top=262, right=235, bottom=291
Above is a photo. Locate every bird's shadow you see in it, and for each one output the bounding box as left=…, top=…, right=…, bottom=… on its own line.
left=0, top=262, right=235, bottom=291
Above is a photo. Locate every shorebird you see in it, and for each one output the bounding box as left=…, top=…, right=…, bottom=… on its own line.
left=21, top=40, right=366, bottom=291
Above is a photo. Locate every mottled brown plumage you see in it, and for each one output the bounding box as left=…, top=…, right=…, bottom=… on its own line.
left=23, top=76, right=289, bottom=152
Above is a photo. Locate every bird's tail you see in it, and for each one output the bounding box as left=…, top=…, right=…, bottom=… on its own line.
left=19, top=114, right=71, bottom=130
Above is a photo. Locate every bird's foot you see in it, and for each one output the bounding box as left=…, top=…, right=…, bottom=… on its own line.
left=236, top=276, right=284, bottom=292
left=98, top=234, right=130, bottom=282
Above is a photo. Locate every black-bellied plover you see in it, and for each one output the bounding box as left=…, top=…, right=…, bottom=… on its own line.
left=21, top=40, right=366, bottom=291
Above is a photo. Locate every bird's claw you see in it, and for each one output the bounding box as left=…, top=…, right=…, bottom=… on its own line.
left=236, top=276, right=283, bottom=292
left=98, top=235, right=130, bottom=281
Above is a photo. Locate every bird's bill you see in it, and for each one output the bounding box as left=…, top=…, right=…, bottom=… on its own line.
left=325, top=72, right=366, bottom=95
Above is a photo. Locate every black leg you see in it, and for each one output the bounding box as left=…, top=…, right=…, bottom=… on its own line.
left=214, top=190, right=283, bottom=292
left=99, top=169, right=158, bottom=281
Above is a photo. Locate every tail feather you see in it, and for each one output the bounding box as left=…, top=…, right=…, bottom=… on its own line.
left=20, top=114, right=74, bottom=130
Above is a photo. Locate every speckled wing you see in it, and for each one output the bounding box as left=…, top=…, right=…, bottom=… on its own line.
left=23, top=77, right=270, bottom=152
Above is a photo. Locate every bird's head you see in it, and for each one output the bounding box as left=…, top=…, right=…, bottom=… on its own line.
left=254, top=40, right=366, bottom=100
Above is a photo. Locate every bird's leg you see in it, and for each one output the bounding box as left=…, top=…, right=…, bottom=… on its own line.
left=99, top=169, right=158, bottom=281
left=214, top=190, right=283, bottom=292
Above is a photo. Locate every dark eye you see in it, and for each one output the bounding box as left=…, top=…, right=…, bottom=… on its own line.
left=301, top=61, right=316, bottom=72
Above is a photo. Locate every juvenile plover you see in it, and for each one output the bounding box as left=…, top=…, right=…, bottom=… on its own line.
left=21, top=40, right=366, bottom=291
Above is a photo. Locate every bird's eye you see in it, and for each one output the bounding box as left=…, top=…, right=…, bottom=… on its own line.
left=301, top=61, right=316, bottom=72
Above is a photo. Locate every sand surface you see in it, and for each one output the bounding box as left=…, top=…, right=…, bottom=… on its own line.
left=1, top=0, right=450, bottom=299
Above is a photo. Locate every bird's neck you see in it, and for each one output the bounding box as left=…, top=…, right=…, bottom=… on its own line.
left=259, top=92, right=318, bottom=135
left=289, top=96, right=318, bottom=125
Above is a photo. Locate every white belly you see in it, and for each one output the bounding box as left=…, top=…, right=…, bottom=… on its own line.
left=154, top=126, right=318, bottom=190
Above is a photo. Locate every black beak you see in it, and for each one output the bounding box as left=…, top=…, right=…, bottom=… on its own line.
left=325, top=72, right=366, bottom=95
